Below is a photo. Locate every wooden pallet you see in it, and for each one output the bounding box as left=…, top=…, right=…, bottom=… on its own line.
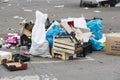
left=52, top=48, right=77, bottom=60
left=52, top=37, right=83, bottom=60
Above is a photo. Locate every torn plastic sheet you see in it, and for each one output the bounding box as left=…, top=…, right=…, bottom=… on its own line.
left=94, top=10, right=101, bottom=13
left=84, top=7, right=89, bottom=9
left=24, top=9, right=32, bottom=12
left=54, top=5, right=64, bottom=8
left=13, top=16, right=24, bottom=19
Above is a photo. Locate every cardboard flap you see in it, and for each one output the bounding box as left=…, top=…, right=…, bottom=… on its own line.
left=23, top=28, right=32, bottom=37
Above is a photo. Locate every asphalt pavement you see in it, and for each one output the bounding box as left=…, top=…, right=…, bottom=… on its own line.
left=0, top=0, right=120, bottom=80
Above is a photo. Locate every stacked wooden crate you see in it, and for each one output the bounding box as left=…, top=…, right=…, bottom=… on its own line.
left=52, top=36, right=83, bottom=60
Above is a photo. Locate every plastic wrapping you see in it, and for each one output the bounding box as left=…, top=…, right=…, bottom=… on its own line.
left=89, top=37, right=104, bottom=51
left=46, top=24, right=67, bottom=48
left=87, top=19, right=103, bottom=40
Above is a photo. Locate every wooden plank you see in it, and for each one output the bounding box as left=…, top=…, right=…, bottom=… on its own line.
left=54, top=38, right=75, bottom=46
left=60, top=21, right=88, bottom=42
left=52, top=48, right=66, bottom=60
left=53, top=42, right=75, bottom=50
left=61, top=52, right=66, bottom=60
left=53, top=46, right=74, bottom=54
left=51, top=48, right=54, bottom=58
left=60, top=21, right=73, bottom=34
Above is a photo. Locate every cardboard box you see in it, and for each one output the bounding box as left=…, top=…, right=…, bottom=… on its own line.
left=106, top=33, right=120, bottom=55
left=22, top=28, right=32, bottom=37
left=20, top=21, right=33, bottom=37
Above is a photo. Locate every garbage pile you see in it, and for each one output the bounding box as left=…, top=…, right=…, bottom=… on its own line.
left=1, top=10, right=120, bottom=71
left=0, top=10, right=105, bottom=60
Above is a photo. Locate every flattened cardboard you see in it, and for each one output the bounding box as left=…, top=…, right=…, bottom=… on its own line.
left=22, top=28, right=32, bottom=37
left=60, top=21, right=91, bottom=42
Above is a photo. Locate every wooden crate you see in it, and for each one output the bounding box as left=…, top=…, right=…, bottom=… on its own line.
left=52, top=37, right=83, bottom=60
left=53, top=37, right=83, bottom=54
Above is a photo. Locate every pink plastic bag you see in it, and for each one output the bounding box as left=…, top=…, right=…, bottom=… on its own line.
left=5, top=36, right=18, bottom=44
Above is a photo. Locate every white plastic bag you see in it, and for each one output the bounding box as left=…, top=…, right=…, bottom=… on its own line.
left=30, top=10, right=51, bottom=58
left=74, top=17, right=88, bottom=29
left=61, top=17, right=88, bottom=29
left=32, top=10, right=47, bottom=43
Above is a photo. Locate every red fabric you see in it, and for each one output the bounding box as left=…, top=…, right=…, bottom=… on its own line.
left=68, top=21, right=74, bottom=28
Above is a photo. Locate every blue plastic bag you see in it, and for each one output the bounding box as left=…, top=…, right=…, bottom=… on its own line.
left=46, top=24, right=67, bottom=48
left=89, top=37, right=104, bottom=51
left=87, top=19, right=102, bottom=40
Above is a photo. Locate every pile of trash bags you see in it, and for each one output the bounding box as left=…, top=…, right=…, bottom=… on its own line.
left=29, top=10, right=105, bottom=57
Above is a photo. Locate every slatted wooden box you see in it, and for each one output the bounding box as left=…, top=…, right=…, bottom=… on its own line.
left=52, top=36, right=83, bottom=60
left=52, top=49, right=77, bottom=60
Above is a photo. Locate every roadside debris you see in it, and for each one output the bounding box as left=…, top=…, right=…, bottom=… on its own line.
left=54, top=5, right=64, bottom=8
left=112, top=16, right=117, bottom=19
left=1, top=11, right=104, bottom=61
left=94, top=10, right=101, bottom=13
left=24, top=9, right=33, bottom=12
left=13, top=16, right=24, bottom=20
left=2, top=59, right=27, bottom=71
left=83, top=7, right=89, bottom=10
left=0, top=10, right=119, bottom=69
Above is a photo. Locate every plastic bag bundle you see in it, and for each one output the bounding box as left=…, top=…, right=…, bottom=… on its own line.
left=46, top=24, right=67, bottom=48
left=87, top=19, right=102, bottom=40
left=87, top=19, right=104, bottom=50
left=89, top=37, right=104, bottom=51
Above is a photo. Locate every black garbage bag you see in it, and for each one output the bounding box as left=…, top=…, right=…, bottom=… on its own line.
left=12, top=54, right=30, bottom=62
